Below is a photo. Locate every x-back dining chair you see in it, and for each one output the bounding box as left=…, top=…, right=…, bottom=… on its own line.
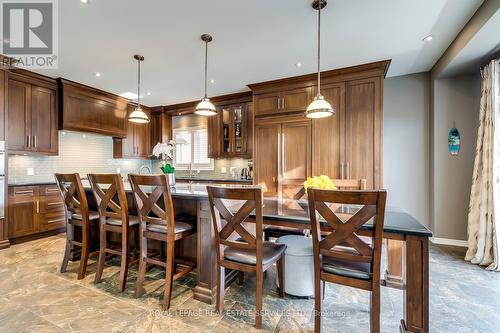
left=307, top=188, right=386, bottom=333
left=88, top=173, right=140, bottom=292
left=207, top=185, right=286, bottom=329
left=128, top=174, right=196, bottom=310
left=55, top=173, right=100, bottom=279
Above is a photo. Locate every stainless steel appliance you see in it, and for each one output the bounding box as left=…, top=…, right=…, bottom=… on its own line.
left=0, top=141, right=5, bottom=219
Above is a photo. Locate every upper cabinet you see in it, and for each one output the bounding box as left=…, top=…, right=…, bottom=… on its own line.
left=113, top=104, right=151, bottom=159
left=150, top=107, right=173, bottom=147
left=253, top=87, right=312, bottom=116
left=7, top=72, right=58, bottom=155
left=219, top=102, right=252, bottom=158
left=58, top=79, right=128, bottom=138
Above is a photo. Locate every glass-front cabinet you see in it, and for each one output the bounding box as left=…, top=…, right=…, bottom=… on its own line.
left=220, top=103, right=251, bottom=158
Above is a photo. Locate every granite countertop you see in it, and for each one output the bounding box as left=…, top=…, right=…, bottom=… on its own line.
left=176, top=176, right=253, bottom=183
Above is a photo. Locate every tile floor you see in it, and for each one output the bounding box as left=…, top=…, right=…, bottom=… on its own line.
left=0, top=234, right=499, bottom=333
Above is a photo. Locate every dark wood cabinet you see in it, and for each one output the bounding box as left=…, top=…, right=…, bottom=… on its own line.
left=58, top=79, right=128, bottom=138
left=254, top=115, right=311, bottom=197
left=8, top=185, right=65, bottom=239
left=253, top=87, right=312, bottom=116
left=0, top=69, right=6, bottom=141
left=150, top=109, right=172, bottom=147
left=219, top=102, right=252, bottom=158
left=250, top=61, right=389, bottom=190
left=113, top=104, right=151, bottom=159
left=207, top=110, right=220, bottom=158
left=7, top=73, right=58, bottom=155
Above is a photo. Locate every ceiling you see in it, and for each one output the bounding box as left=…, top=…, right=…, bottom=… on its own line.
left=33, top=0, right=483, bottom=106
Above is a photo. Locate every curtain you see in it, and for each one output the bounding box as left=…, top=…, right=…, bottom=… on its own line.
left=465, top=59, right=500, bottom=270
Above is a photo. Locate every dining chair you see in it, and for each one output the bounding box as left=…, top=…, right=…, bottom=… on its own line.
left=207, top=185, right=286, bottom=329
left=264, top=178, right=367, bottom=241
left=55, top=173, right=100, bottom=280
left=128, top=174, right=196, bottom=310
left=88, top=173, right=140, bottom=292
left=307, top=188, right=386, bottom=333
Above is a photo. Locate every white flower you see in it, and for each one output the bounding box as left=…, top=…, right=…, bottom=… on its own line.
left=152, top=139, right=187, bottom=160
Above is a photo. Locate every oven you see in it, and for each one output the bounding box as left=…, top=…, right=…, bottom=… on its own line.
left=0, top=141, right=5, bottom=219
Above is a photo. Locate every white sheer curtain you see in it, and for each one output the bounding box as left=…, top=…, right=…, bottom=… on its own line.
left=466, top=59, right=500, bottom=271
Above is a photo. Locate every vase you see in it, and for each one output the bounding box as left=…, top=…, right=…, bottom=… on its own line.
left=167, top=173, right=176, bottom=187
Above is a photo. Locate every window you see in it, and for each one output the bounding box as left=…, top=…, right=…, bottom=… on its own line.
left=173, top=127, right=213, bottom=170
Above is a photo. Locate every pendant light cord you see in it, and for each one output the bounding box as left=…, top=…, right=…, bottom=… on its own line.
left=317, top=1, right=321, bottom=97
left=204, top=40, right=208, bottom=99
left=137, top=58, right=141, bottom=108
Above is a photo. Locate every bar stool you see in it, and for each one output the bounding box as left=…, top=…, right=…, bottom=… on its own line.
left=207, top=185, right=286, bottom=329
left=88, top=173, right=140, bottom=292
left=307, top=188, right=386, bottom=333
left=55, top=173, right=100, bottom=280
left=128, top=174, right=196, bottom=310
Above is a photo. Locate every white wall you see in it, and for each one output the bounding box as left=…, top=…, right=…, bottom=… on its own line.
left=432, top=74, right=481, bottom=240
left=384, top=72, right=430, bottom=226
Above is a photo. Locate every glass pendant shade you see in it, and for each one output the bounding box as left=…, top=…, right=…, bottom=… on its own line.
left=305, top=94, right=334, bottom=118
left=129, top=106, right=149, bottom=123
left=194, top=97, right=217, bottom=116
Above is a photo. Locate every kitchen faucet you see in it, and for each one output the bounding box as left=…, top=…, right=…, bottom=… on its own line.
left=139, top=165, right=151, bottom=175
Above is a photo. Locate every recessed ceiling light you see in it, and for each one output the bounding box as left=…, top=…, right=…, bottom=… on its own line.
left=210, top=79, right=215, bottom=84
left=146, top=92, right=152, bottom=96
left=120, top=92, right=144, bottom=100
left=94, top=72, right=101, bottom=77
left=422, top=35, right=433, bottom=42
left=80, top=0, right=89, bottom=4
left=295, top=62, right=302, bottom=67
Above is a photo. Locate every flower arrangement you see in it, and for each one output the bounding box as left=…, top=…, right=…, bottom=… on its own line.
left=152, top=139, right=187, bottom=174
left=303, top=175, right=336, bottom=190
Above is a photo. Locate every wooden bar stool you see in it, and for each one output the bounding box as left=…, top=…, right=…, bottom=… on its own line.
left=307, top=188, right=386, bottom=333
left=128, top=174, right=196, bottom=310
left=264, top=179, right=367, bottom=241
left=88, top=173, right=139, bottom=292
left=207, top=185, right=286, bottom=329
left=55, top=173, right=100, bottom=280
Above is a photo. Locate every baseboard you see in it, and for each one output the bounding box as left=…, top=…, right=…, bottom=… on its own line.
left=430, top=237, right=468, bottom=248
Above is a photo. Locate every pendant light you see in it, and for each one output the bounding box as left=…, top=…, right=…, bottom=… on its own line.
left=305, top=0, right=335, bottom=119
left=194, top=34, right=217, bottom=116
left=128, top=54, right=149, bottom=123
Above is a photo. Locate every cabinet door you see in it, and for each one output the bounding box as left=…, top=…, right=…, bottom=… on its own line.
left=31, top=86, right=57, bottom=154
left=8, top=186, right=38, bottom=238
left=281, top=120, right=311, bottom=199
left=254, top=92, right=280, bottom=116
left=312, top=83, right=345, bottom=179
left=345, top=77, right=382, bottom=189
left=7, top=79, right=31, bottom=152
left=254, top=123, right=280, bottom=196
left=281, top=87, right=312, bottom=113
left=135, top=120, right=151, bottom=157
left=151, top=112, right=172, bottom=146
left=207, top=110, right=220, bottom=158
left=120, top=106, right=137, bottom=157
left=221, top=106, right=233, bottom=156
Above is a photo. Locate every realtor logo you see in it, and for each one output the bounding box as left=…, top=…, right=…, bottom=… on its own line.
left=1, top=0, right=58, bottom=69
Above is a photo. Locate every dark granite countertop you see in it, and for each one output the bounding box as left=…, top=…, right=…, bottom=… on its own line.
left=9, top=181, right=57, bottom=186
left=176, top=176, right=252, bottom=183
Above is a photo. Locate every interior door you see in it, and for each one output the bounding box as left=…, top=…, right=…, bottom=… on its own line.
left=280, top=120, right=311, bottom=199
left=345, top=77, right=381, bottom=189
left=31, top=86, right=57, bottom=154
left=254, top=123, right=280, bottom=196
left=7, top=79, right=31, bottom=152
left=312, top=83, right=345, bottom=179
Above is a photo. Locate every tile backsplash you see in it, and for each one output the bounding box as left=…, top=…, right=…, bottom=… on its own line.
left=8, top=131, right=152, bottom=184
left=8, top=130, right=252, bottom=184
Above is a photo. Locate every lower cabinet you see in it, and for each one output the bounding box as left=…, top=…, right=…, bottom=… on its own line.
left=8, top=185, right=65, bottom=239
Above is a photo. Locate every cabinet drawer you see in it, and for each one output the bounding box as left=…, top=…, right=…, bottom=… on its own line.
left=10, top=186, right=37, bottom=198
left=39, top=211, right=66, bottom=232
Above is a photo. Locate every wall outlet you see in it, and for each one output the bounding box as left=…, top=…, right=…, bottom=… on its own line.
left=116, top=168, right=121, bottom=174
left=220, top=167, right=226, bottom=173
left=27, top=168, right=34, bottom=176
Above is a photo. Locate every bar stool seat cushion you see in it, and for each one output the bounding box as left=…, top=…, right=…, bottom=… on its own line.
left=224, top=241, right=286, bottom=266
left=146, top=221, right=194, bottom=234
left=107, top=215, right=140, bottom=226
left=72, top=211, right=99, bottom=220
left=322, top=247, right=372, bottom=280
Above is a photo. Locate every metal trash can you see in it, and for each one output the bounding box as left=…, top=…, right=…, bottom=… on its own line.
left=276, top=235, right=314, bottom=297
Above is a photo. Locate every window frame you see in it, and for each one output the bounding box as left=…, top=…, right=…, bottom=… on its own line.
left=172, top=126, right=214, bottom=171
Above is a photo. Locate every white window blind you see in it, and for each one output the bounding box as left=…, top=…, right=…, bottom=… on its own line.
left=173, top=127, right=213, bottom=170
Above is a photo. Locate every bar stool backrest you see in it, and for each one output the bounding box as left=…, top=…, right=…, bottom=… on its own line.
left=55, top=173, right=88, bottom=219
left=88, top=174, right=129, bottom=226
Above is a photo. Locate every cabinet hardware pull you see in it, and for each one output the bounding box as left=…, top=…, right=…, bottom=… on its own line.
left=47, top=202, right=63, bottom=206
left=27, top=135, right=31, bottom=148
left=208, top=143, right=211, bottom=153
left=33, top=135, right=37, bottom=148
left=282, top=97, right=285, bottom=109
left=15, top=190, right=33, bottom=195
left=47, top=218, right=65, bottom=224
left=36, top=200, right=40, bottom=213
left=46, top=188, right=59, bottom=192
left=346, top=162, right=350, bottom=179
left=277, top=97, right=281, bottom=110
left=341, top=162, right=345, bottom=179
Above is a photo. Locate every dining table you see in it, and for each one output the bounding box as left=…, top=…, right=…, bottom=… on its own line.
left=78, top=181, right=432, bottom=333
